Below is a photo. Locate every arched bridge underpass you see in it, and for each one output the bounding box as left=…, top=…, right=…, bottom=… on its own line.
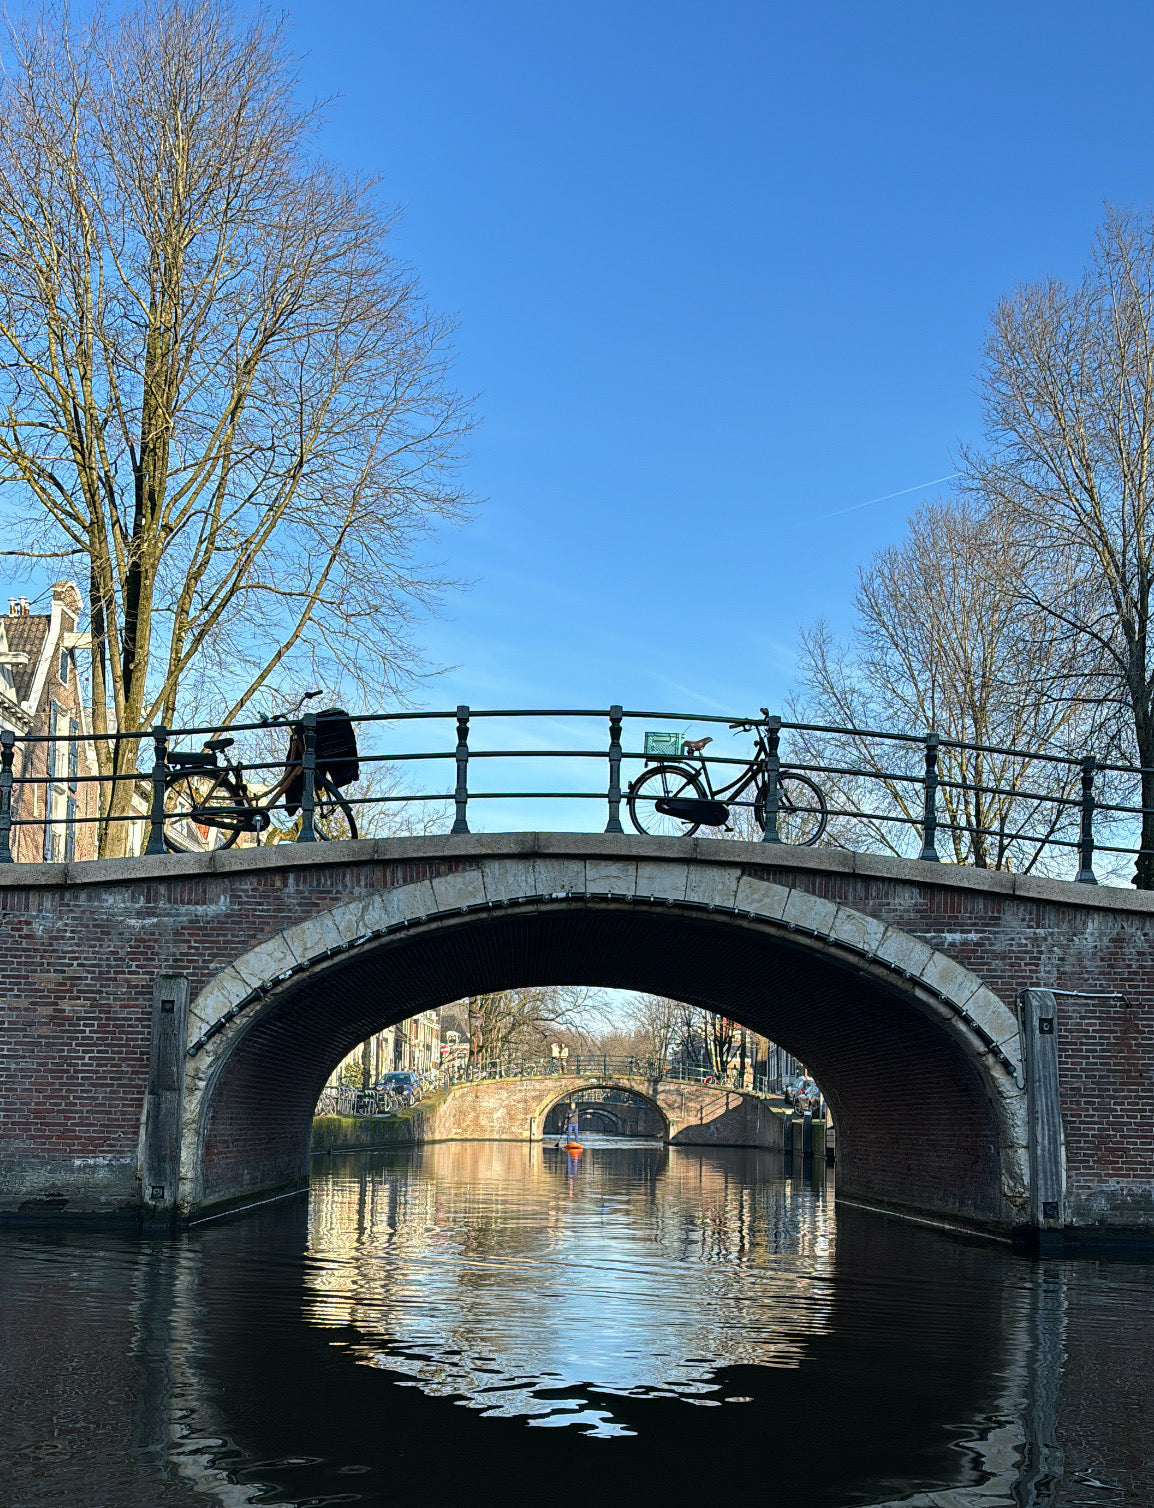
left=540, top=1085, right=668, bottom=1138
left=3, top=833, right=1154, bottom=1247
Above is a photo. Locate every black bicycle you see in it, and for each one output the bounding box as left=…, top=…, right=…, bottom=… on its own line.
left=627, top=710, right=828, bottom=843
left=162, top=691, right=358, bottom=851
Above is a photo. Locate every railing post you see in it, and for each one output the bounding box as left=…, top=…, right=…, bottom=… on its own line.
left=452, top=705, right=470, bottom=834
left=605, top=704, right=624, bottom=834
left=760, top=715, right=782, bottom=843
left=918, top=730, right=941, bottom=863
left=297, top=712, right=318, bottom=843
left=144, top=726, right=169, bottom=855
left=0, top=728, right=15, bottom=863
left=1075, top=755, right=1097, bottom=885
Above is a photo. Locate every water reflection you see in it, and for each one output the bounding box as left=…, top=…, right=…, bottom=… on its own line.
left=0, top=1144, right=1152, bottom=1507
left=305, top=1141, right=834, bottom=1432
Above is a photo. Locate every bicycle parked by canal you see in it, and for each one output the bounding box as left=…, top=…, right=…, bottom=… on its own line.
left=627, top=708, right=828, bottom=843
left=162, top=691, right=359, bottom=851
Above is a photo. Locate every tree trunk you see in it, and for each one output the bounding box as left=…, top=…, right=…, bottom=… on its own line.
left=1136, top=765, right=1154, bottom=890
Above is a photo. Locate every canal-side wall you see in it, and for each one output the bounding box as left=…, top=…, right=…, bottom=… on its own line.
left=311, top=1111, right=437, bottom=1153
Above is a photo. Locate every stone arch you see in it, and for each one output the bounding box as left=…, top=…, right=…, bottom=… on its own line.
left=534, top=1081, right=671, bottom=1141
left=178, top=855, right=1028, bottom=1231
left=546, top=1104, right=624, bottom=1136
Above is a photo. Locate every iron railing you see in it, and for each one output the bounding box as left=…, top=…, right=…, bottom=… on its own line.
left=0, top=704, right=1149, bottom=884
left=315, top=1056, right=784, bottom=1116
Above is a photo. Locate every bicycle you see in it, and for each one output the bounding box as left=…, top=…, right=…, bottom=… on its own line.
left=162, top=691, right=358, bottom=851
left=626, top=708, right=828, bottom=843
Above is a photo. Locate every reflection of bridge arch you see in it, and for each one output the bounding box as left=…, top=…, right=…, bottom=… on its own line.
left=179, top=843, right=1026, bottom=1233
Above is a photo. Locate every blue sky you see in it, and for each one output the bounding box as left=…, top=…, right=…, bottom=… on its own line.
left=10, top=3, right=1154, bottom=826
left=282, top=0, right=1154, bottom=738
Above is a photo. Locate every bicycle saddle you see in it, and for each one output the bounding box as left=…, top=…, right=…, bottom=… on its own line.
left=203, top=737, right=234, bottom=753
left=167, top=748, right=215, bottom=768
left=683, top=736, right=712, bottom=754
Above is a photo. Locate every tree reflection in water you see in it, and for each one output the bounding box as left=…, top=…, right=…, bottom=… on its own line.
left=305, top=1143, right=835, bottom=1432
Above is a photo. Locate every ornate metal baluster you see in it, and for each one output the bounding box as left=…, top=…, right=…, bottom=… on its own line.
left=760, top=715, right=782, bottom=843
left=298, top=712, right=318, bottom=843
left=1075, top=755, right=1097, bottom=885
left=0, top=729, right=15, bottom=863
left=918, top=730, right=941, bottom=862
left=605, top=704, right=624, bottom=834
left=452, top=705, right=470, bottom=834
left=144, top=726, right=169, bottom=855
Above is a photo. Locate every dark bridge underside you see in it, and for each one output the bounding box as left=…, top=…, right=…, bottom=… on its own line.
left=202, top=904, right=1004, bottom=1228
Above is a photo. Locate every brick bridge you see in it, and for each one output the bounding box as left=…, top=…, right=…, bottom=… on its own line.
left=2, top=833, right=1153, bottom=1245
left=370, top=1073, right=783, bottom=1147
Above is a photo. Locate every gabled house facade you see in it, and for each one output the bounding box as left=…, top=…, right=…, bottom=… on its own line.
left=0, top=581, right=99, bottom=863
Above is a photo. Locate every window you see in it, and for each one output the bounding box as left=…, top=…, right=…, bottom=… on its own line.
left=43, top=703, right=76, bottom=861
left=59, top=647, right=69, bottom=685
left=65, top=797, right=77, bottom=863
left=49, top=703, right=63, bottom=782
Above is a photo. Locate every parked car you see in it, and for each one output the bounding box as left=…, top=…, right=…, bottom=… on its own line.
left=377, top=1070, right=421, bottom=1101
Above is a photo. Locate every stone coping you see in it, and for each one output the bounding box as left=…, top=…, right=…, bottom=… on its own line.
left=2, top=830, right=1152, bottom=914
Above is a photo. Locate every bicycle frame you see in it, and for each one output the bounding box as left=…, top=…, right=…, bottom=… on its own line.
left=166, top=737, right=300, bottom=834
left=680, top=728, right=771, bottom=809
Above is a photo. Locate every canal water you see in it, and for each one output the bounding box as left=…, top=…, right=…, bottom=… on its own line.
left=1, top=1140, right=1152, bottom=1506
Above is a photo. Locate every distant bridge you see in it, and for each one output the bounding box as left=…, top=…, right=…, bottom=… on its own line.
left=397, top=1071, right=783, bottom=1148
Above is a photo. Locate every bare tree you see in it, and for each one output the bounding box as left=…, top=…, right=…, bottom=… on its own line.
left=964, top=206, right=1154, bottom=886
left=625, top=993, right=680, bottom=1064
left=794, top=497, right=1100, bottom=873
left=444, top=987, right=607, bottom=1064
left=0, top=2, right=471, bottom=853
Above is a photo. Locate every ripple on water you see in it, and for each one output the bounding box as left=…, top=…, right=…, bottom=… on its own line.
left=1, top=1141, right=1153, bottom=1505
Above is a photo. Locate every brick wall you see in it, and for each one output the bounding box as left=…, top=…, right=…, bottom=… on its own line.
left=751, top=863, right=1154, bottom=1227
left=0, top=858, right=458, bottom=1214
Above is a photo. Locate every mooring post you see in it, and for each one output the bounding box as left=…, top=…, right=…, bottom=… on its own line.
left=297, top=711, right=318, bottom=842
left=605, top=703, right=624, bottom=834
left=0, top=728, right=15, bottom=863
left=1074, top=755, right=1098, bottom=884
left=1019, top=987, right=1066, bottom=1252
left=144, top=726, right=169, bottom=855
left=451, top=705, right=470, bottom=834
left=760, top=714, right=782, bottom=843
left=918, top=730, right=941, bottom=862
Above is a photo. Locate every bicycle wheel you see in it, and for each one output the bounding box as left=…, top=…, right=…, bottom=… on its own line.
left=163, top=770, right=250, bottom=852
left=313, top=775, right=358, bottom=841
left=754, top=773, right=828, bottom=846
left=627, top=764, right=708, bottom=837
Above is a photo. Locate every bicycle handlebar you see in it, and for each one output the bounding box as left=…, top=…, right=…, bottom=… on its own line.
left=258, top=689, right=322, bottom=727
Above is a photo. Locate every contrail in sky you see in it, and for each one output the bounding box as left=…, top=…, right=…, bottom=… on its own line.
left=825, top=472, right=960, bottom=518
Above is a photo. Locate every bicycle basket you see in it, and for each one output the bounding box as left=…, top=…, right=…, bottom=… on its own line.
left=644, top=730, right=684, bottom=759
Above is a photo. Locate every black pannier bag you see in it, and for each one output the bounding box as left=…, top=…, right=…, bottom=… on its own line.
left=284, top=708, right=360, bottom=816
